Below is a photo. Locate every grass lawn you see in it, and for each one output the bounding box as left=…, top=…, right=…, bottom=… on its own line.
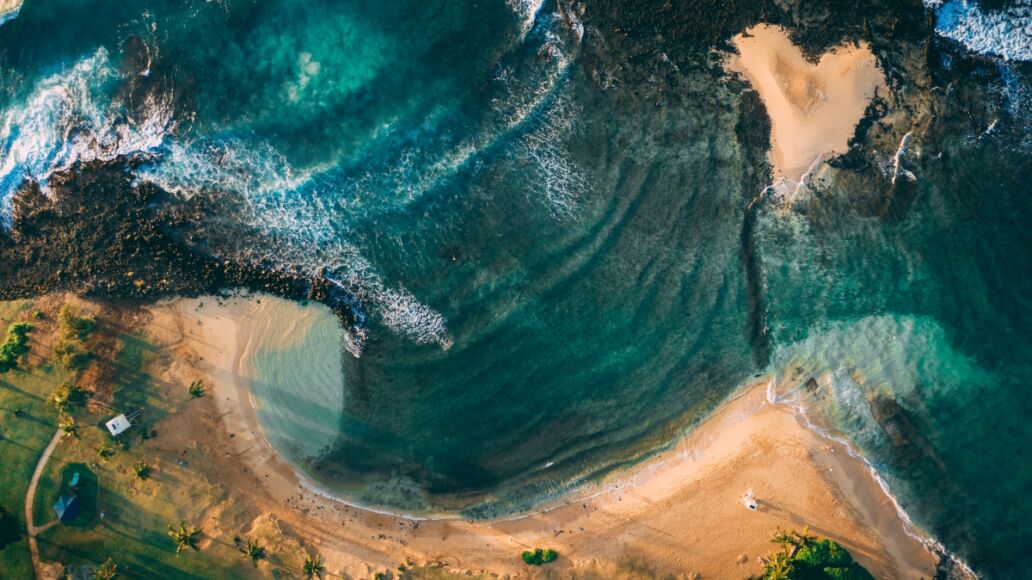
left=41, top=463, right=98, bottom=528
left=3, top=299, right=255, bottom=578
left=0, top=300, right=67, bottom=579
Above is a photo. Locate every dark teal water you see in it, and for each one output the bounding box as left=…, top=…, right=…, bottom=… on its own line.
left=0, top=0, right=1030, bottom=576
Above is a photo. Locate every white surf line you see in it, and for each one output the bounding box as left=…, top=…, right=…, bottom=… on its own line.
left=891, top=131, right=916, bottom=185
left=0, top=0, right=22, bottom=27
left=927, top=0, right=1032, bottom=62
left=766, top=376, right=978, bottom=579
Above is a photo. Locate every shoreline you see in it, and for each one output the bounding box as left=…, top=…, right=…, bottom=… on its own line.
left=146, top=292, right=944, bottom=577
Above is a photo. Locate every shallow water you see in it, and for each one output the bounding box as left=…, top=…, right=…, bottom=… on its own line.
left=1, top=0, right=1030, bottom=576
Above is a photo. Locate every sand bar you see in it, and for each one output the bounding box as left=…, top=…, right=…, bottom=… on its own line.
left=728, top=24, right=887, bottom=182
left=140, top=293, right=941, bottom=578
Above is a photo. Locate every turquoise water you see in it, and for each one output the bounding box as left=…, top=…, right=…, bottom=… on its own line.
left=0, top=0, right=1030, bottom=576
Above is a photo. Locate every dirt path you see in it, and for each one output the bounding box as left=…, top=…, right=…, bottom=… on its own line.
left=25, top=429, right=63, bottom=580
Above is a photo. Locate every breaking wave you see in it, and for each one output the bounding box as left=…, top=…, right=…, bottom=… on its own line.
left=0, top=47, right=173, bottom=227
left=0, top=1, right=588, bottom=352
left=928, top=0, right=1032, bottom=62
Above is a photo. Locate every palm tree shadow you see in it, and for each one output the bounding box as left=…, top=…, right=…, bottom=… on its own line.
left=756, top=499, right=885, bottom=569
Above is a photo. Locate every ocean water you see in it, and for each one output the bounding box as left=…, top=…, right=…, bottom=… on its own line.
left=1, top=0, right=1030, bottom=576
left=239, top=299, right=346, bottom=463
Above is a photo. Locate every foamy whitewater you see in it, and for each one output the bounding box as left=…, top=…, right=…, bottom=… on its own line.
left=1, top=0, right=1030, bottom=576
left=928, top=0, right=1032, bottom=61
left=0, top=48, right=172, bottom=226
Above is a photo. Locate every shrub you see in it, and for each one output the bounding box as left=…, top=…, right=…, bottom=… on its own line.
left=0, top=322, right=33, bottom=373
left=47, top=382, right=87, bottom=414
left=795, top=539, right=853, bottom=568
left=521, top=548, right=559, bottom=566
left=58, top=304, right=95, bottom=341
left=52, top=306, right=95, bottom=371
left=762, top=528, right=873, bottom=580
left=53, top=342, right=93, bottom=371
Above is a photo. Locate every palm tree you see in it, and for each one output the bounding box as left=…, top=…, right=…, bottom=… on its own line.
left=95, top=442, right=117, bottom=461
left=167, top=521, right=201, bottom=556
left=770, top=528, right=798, bottom=555
left=238, top=538, right=266, bottom=566
left=762, top=551, right=794, bottom=580
left=93, top=558, right=118, bottom=580
left=791, top=526, right=817, bottom=550
left=303, top=552, right=325, bottom=578
left=47, top=385, right=71, bottom=414
left=188, top=380, right=206, bottom=399
left=58, top=415, right=78, bottom=438
left=133, top=461, right=152, bottom=480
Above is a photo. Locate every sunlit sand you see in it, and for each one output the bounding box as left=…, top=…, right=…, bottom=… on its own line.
left=728, top=24, right=887, bottom=182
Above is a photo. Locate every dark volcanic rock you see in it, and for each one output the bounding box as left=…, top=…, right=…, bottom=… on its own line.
left=0, top=159, right=364, bottom=329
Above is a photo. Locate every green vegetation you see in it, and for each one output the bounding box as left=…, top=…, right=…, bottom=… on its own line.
left=761, top=528, right=874, bottom=580
left=95, top=442, right=118, bottom=461
left=58, top=305, right=96, bottom=342
left=303, top=552, right=325, bottom=578
left=32, top=310, right=46, bottom=321
left=237, top=537, right=267, bottom=566
left=188, top=379, right=206, bottom=399
left=46, top=381, right=87, bottom=415
left=0, top=322, right=33, bottom=373
left=167, top=521, right=202, bottom=556
left=93, top=557, right=118, bottom=579
left=3, top=299, right=248, bottom=579
left=0, top=300, right=68, bottom=578
left=132, top=461, right=152, bottom=480
left=521, top=547, right=558, bottom=566
left=52, top=305, right=95, bottom=371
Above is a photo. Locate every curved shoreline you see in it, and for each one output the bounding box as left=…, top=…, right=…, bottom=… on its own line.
left=147, top=292, right=949, bottom=577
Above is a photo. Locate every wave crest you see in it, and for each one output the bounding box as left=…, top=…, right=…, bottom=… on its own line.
left=0, top=47, right=174, bottom=227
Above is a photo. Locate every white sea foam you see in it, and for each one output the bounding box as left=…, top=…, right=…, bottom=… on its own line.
left=507, top=0, right=546, bottom=38
left=929, top=0, right=1032, bottom=62
left=493, top=11, right=589, bottom=216
left=766, top=315, right=986, bottom=578
left=137, top=136, right=319, bottom=201
left=0, top=1, right=580, bottom=350
left=768, top=379, right=978, bottom=579
left=0, top=48, right=174, bottom=227
left=889, top=131, right=917, bottom=185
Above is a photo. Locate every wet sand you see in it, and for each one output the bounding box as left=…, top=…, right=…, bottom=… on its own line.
left=142, top=293, right=940, bottom=578
left=728, top=24, right=887, bottom=182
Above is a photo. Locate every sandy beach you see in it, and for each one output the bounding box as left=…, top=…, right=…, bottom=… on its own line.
left=141, top=293, right=939, bottom=578
left=0, top=0, right=21, bottom=21
left=728, top=24, right=887, bottom=182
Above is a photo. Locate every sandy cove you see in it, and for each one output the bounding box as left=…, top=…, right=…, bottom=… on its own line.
left=728, top=24, right=887, bottom=183
left=140, top=294, right=939, bottom=578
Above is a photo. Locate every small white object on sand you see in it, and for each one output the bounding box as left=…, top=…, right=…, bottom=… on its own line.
left=743, top=490, right=759, bottom=511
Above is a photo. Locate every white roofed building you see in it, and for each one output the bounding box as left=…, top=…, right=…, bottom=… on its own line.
left=105, top=414, right=131, bottom=437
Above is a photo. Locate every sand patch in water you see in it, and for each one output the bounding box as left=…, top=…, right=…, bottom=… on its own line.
left=728, top=24, right=887, bottom=182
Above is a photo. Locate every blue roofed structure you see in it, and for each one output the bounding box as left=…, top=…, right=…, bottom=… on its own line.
left=53, top=495, right=78, bottom=522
